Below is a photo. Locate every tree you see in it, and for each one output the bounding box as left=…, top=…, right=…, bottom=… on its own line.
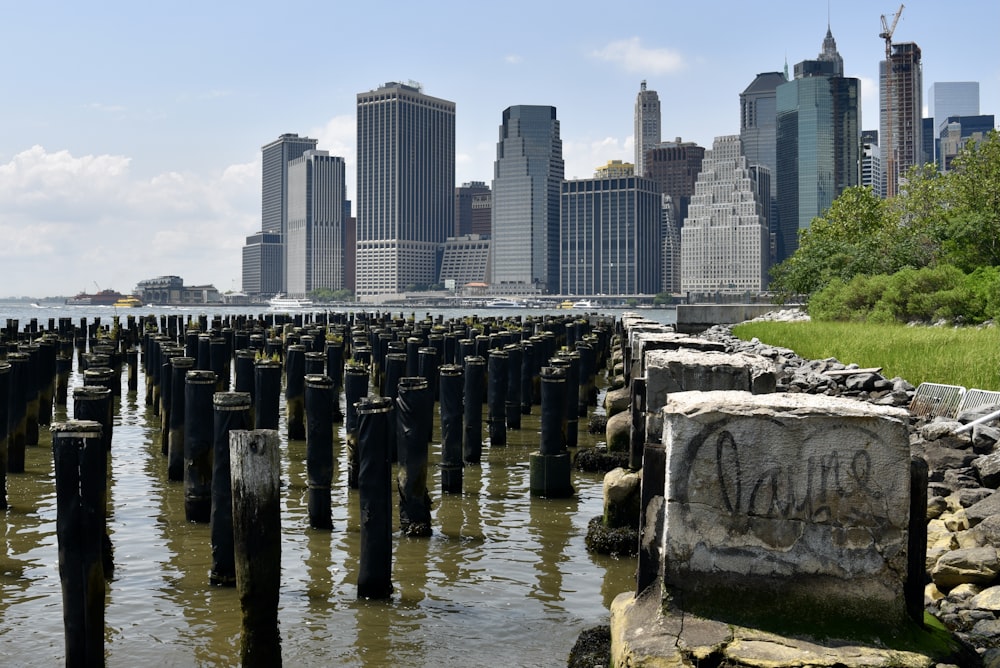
left=941, top=130, right=1000, bottom=270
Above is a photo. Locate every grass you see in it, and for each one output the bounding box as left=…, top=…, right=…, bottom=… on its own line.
left=731, top=320, right=1000, bottom=391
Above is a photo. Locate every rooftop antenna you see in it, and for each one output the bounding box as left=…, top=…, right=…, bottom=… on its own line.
left=880, top=4, right=904, bottom=197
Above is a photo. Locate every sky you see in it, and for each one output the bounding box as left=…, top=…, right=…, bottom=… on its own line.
left=1, top=0, right=998, bottom=298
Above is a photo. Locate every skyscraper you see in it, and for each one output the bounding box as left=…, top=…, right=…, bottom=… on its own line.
left=928, top=82, right=980, bottom=136
left=261, top=133, right=318, bottom=235
left=740, top=71, right=786, bottom=259
left=643, top=139, right=705, bottom=230
left=560, top=171, right=662, bottom=295
left=880, top=42, right=922, bottom=197
left=285, top=150, right=347, bottom=297
left=242, top=133, right=317, bottom=295
left=680, top=135, right=769, bottom=295
left=491, top=105, right=564, bottom=294
left=776, top=29, right=860, bottom=261
left=356, top=82, right=455, bottom=300
left=455, top=181, right=492, bottom=237
left=861, top=130, right=884, bottom=197
left=634, top=81, right=661, bottom=177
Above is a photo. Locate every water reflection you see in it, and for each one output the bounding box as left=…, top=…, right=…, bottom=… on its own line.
left=0, top=311, right=641, bottom=667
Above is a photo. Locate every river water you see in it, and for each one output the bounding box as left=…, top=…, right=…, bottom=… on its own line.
left=0, top=303, right=675, bottom=667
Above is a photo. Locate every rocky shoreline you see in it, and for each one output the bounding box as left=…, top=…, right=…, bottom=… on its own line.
left=699, top=309, right=1000, bottom=666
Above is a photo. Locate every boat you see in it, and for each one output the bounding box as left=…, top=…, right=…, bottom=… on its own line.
left=484, top=298, right=524, bottom=308
left=65, top=289, right=129, bottom=306
left=557, top=299, right=574, bottom=309
left=571, top=299, right=594, bottom=309
left=268, top=294, right=315, bottom=309
left=113, top=296, right=143, bottom=308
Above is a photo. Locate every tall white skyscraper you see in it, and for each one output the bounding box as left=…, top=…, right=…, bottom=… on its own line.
left=491, top=105, right=563, bottom=293
left=680, top=135, right=769, bottom=295
left=285, top=150, right=346, bottom=297
left=356, top=82, right=455, bottom=300
left=634, top=81, right=661, bottom=177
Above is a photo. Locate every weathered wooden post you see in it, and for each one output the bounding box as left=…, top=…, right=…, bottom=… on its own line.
left=285, top=344, right=307, bottom=441
left=184, top=370, right=217, bottom=523
left=230, top=429, right=282, bottom=667
left=305, top=374, right=335, bottom=530
left=37, top=336, right=57, bottom=426
left=210, top=337, right=230, bottom=391
left=6, top=352, right=28, bottom=473
left=167, top=357, right=195, bottom=481
left=0, top=361, right=8, bottom=509
left=529, top=366, right=573, bottom=498
left=72, top=386, right=113, bottom=453
left=18, top=344, right=40, bottom=446
left=396, top=377, right=432, bottom=537
left=504, top=343, right=522, bottom=430
left=462, top=355, right=485, bottom=464
left=438, top=364, right=463, bottom=494
left=52, top=420, right=105, bottom=668
left=253, top=358, right=282, bottom=431
left=55, top=353, right=72, bottom=406
left=324, top=337, right=345, bottom=422
left=344, top=362, right=369, bottom=489
left=211, top=392, right=251, bottom=586
left=356, top=396, right=393, bottom=599
left=487, top=349, right=508, bottom=446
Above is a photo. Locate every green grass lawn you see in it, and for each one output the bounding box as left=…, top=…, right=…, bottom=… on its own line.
left=731, top=321, right=1000, bottom=391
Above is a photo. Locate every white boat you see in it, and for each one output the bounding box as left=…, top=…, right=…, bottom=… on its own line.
left=484, top=298, right=524, bottom=308
left=268, top=294, right=315, bottom=309
left=571, top=299, right=594, bottom=309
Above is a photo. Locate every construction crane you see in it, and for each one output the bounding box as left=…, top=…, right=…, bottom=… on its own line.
left=880, top=4, right=904, bottom=197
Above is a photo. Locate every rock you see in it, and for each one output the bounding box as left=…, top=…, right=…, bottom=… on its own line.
left=605, top=410, right=631, bottom=453
left=974, top=452, right=1000, bottom=489
left=921, top=420, right=966, bottom=442
left=958, top=488, right=995, bottom=508
left=966, top=491, right=1000, bottom=528
left=924, top=448, right=979, bottom=482
left=969, top=585, right=1000, bottom=611
left=972, top=424, right=1000, bottom=454
left=604, top=386, right=630, bottom=417
left=567, top=625, right=610, bottom=668
left=928, top=495, right=949, bottom=519
left=970, top=617, right=1000, bottom=639
left=971, top=515, right=1000, bottom=549
left=603, top=467, right=641, bottom=529
left=931, top=547, right=1000, bottom=590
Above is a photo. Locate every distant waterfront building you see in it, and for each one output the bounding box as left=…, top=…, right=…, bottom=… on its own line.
left=242, top=231, right=283, bottom=296
left=634, top=81, right=661, bottom=177
left=938, top=115, right=996, bottom=172
left=439, top=234, right=491, bottom=286
left=135, top=275, right=221, bottom=305
left=455, top=181, right=492, bottom=237
left=491, top=105, right=564, bottom=294
left=242, top=132, right=318, bottom=295
left=356, top=82, right=455, bottom=300
left=560, top=173, right=662, bottom=295
left=928, top=82, right=980, bottom=137
left=880, top=42, right=922, bottom=197
left=861, top=130, right=884, bottom=197
left=643, top=139, right=705, bottom=230
left=285, top=150, right=347, bottom=297
left=680, top=135, right=769, bottom=296
left=776, top=28, right=859, bottom=261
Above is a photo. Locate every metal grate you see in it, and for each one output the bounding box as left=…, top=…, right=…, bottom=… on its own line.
left=909, top=382, right=966, bottom=418
left=956, top=389, right=1000, bottom=417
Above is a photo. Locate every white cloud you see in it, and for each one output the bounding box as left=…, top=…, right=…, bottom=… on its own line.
left=0, top=145, right=258, bottom=297
left=591, top=37, right=685, bottom=75
left=504, top=54, right=522, bottom=65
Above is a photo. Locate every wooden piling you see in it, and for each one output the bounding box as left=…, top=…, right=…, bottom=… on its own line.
left=356, top=396, right=394, bottom=599
left=211, top=392, right=251, bottom=586
left=52, top=420, right=106, bottom=668
left=304, top=374, right=334, bottom=530
left=183, top=370, right=217, bottom=523
left=230, top=429, right=282, bottom=667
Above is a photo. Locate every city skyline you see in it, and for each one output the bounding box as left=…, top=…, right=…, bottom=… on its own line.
left=1, top=0, right=999, bottom=297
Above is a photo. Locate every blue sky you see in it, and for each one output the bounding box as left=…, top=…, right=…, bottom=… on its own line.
left=1, top=0, right=997, bottom=297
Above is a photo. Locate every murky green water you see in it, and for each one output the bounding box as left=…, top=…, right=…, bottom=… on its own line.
left=0, top=316, right=637, bottom=667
